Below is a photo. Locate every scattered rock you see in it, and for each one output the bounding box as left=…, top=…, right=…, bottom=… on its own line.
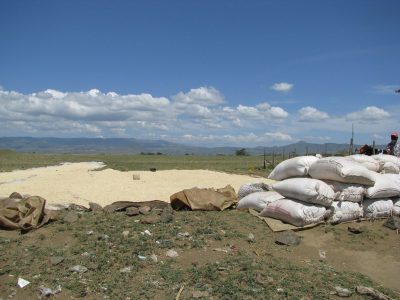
left=9, top=192, right=23, bottom=199
left=49, top=256, right=64, bottom=266
left=17, top=277, right=30, bottom=288
left=89, top=202, right=103, bottom=212
left=319, top=250, right=327, bottom=261
left=356, top=286, right=390, bottom=300
left=141, top=230, right=152, bottom=236
left=177, top=232, right=190, bottom=239
left=122, top=230, right=130, bottom=238
left=38, top=285, right=61, bottom=298
left=160, top=206, right=173, bottom=223
left=68, top=204, right=90, bottom=212
left=275, top=230, right=301, bottom=246
left=150, top=254, right=158, bottom=263
left=132, top=174, right=140, bottom=180
left=383, top=216, right=400, bottom=230
left=86, top=230, right=94, bottom=235
left=347, top=226, right=364, bottom=234
left=103, top=201, right=137, bottom=213
left=62, top=211, right=79, bottom=224
left=139, top=206, right=151, bottom=215
left=213, top=248, right=230, bottom=253
left=334, top=286, right=352, bottom=297
left=140, top=215, right=161, bottom=224
left=247, top=233, right=255, bottom=243
left=69, top=265, right=88, bottom=273
left=97, top=234, right=109, bottom=241
left=192, top=290, right=210, bottom=298
left=120, top=266, right=133, bottom=273
left=126, top=207, right=140, bottom=216
left=166, top=249, right=179, bottom=258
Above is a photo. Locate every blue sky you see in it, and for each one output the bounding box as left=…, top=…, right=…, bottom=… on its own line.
left=0, top=0, right=399, bottom=147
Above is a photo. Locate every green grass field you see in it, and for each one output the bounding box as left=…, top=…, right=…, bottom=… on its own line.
left=0, top=149, right=282, bottom=177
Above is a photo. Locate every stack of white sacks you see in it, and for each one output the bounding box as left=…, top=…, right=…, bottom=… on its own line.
left=236, top=154, right=400, bottom=227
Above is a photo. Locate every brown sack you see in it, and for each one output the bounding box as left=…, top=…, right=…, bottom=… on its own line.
left=0, top=196, right=53, bottom=231
left=170, top=185, right=237, bottom=211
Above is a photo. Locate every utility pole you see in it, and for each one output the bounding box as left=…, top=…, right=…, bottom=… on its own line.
left=349, top=124, right=354, bottom=155
left=372, top=140, right=376, bottom=155
left=272, top=149, right=275, bottom=167
left=263, top=148, right=266, bottom=169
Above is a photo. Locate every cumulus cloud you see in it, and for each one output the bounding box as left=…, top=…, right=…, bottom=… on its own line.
left=0, top=86, right=292, bottom=143
left=346, top=106, right=390, bottom=121
left=236, top=103, right=288, bottom=120
left=303, top=135, right=332, bottom=142
left=271, top=82, right=293, bottom=92
left=264, top=132, right=292, bottom=141
left=178, top=132, right=292, bottom=146
left=298, top=106, right=329, bottom=121
left=172, top=86, right=224, bottom=106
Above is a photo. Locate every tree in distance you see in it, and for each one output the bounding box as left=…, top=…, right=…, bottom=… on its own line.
left=235, top=148, right=249, bottom=156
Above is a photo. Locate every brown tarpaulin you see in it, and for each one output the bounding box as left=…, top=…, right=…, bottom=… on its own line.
left=0, top=196, right=55, bottom=231
left=170, top=185, right=237, bottom=211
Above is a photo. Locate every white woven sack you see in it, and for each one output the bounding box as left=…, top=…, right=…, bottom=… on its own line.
left=330, top=201, right=363, bottom=224
left=346, top=154, right=381, bottom=172
left=372, top=154, right=400, bottom=168
left=392, top=198, right=400, bottom=216
left=366, top=173, right=400, bottom=199
left=268, top=156, right=319, bottom=181
left=363, top=198, right=393, bottom=218
left=308, top=157, right=376, bottom=186
left=323, top=180, right=365, bottom=202
left=259, top=198, right=329, bottom=227
left=380, top=162, right=400, bottom=174
left=272, top=178, right=334, bottom=207
left=236, top=191, right=284, bottom=212
left=238, top=182, right=270, bottom=199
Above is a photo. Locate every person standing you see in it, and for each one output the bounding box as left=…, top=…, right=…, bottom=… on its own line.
left=386, top=132, right=398, bottom=155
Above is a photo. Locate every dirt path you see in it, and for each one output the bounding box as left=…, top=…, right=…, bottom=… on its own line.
left=274, top=221, right=400, bottom=293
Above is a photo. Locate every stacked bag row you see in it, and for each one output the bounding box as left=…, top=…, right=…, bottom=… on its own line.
left=236, top=154, right=400, bottom=227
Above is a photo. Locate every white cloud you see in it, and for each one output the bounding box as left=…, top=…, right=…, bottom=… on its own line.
left=298, top=106, right=329, bottom=121
left=236, top=104, right=288, bottom=120
left=178, top=132, right=292, bottom=146
left=303, top=135, right=332, bottom=142
left=4, top=86, right=397, bottom=147
left=186, top=104, right=212, bottom=119
left=237, top=105, right=260, bottom=118
left=269, top=107, right=289, bottom=118
left=271, top=82, right=293, bottom=92
left=264, top=132, right=292, bottom=141
left=172, top=86, right=224, bottom=106
left=346, top=106, right=390, bottom=121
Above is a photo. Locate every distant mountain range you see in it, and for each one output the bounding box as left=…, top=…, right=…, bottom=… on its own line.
left=0, top=137, right=386, bottom=156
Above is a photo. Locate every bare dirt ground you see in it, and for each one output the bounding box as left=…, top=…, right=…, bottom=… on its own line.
left=0, top=162, right=273, bottom=206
